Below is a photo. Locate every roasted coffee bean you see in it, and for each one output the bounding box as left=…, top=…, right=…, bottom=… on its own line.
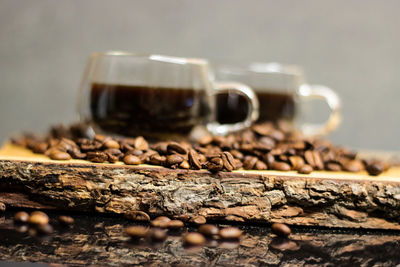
left=32, top=142, right=48, bottom=154
left=326, top=162, right=342, bottom=172
left=149, top=155, right=167, bottom=166
left=125, top=226, right=149, bottom=238
left=271, top=222, right=291, bottom=237
left=134, top=136, right=149, bottom=151
left=127, top=149, right=144, bottom=156
left=198, top=224, right=219, bottom=236
left=59, top=215, right=74, bottom=226
left=70, top=149, right=87, bottom=159
left=289, top=156, right=305, bottom=170
left=298, top=164, right=313, bottom=174
left=344, top=160, right=364, bottom=172
left=252, top=124, right=272, bottom=136
left=304, top=150, right=324, bottom=170
left=0, top=202, right=5, bottom=212
left=87, top=151, right=108, bottom=163
left=103, top=139, right=120, bottom=149
left=180, top=160, right=190, bottom=169
left=125, top=211, right=150, bottom=222
left=37, top=224, right=54, bottom=235
left=223, top=152, right=236, bottom=170
left=167, top=142, right=188, bottom=155
left=268, top=129, right=285, bottom=141
left=255, top=160, right=268, bottom=170
left=183, top=232, right=206, bottom=246
left=270, top=161, right=291, bottom=171
left=263, top=153, right=275, bottom=166
left=150, top=216, right=171, bottom=227
left=29, top=211, right=49, bottom=225
left=166, top=154, right=184, bottom=166
left=230, top=150, right=243, bottom=160
left=123, top=155, right=141, bottom=165
left=366, top=162, right=384, bottom=176
left=243, top=156, right=258, bottom=170
left=106, top=153, right=119, bottom=163
left=152, top=142, right=168, bottom=154
left=49, top=150, right=71, bottom=160
left=207, top=157, right=224, bottom=172
left=189, top=215, right=206, bottom=225
left=14, top=211, right=29, bottom=223
left=139, top=150, right=158, bottom=162
left=198, top=135, right=213, bottom=146
left=150, top=228, right=168, bottom=241
left=221, top=153, right=234, bottom=172
left=166, top=219, right=184, bottom=229
left=258, top=136, right=275, bottom=148
left=188, top=149, right=202, bottom=170
left=219, top=227, right=242, bottom=239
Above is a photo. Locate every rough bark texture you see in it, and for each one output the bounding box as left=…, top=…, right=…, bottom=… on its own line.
left=1, top=212, right=400, bottom=267
left=1, top=145, right=400, bottom=230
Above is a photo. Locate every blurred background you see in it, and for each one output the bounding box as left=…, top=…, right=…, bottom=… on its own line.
left=0, top=0, right=399, bottom=150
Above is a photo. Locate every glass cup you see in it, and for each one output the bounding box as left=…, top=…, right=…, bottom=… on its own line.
left=78, top=52, right=259, bottom=139
left=215, top=62, right=341, bottom=136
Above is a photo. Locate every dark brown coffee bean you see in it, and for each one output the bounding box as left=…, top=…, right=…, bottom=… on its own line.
left=29, top=211, right=49, bottom=225
left=167, top=219, right=184, bottom=229
left=150, top=216, right=171, bottom=227
left=270, top=161, right=291, bottom=171
left=37, top=224, right=54, bottom=235
left=304, top=150, right=315, bottom=167
left=49, top=151, right=71, bottom=160
left=94, top=134, right=106, bottom=142
left=188, top=149, right=202, bottom=170
left=183, top=232, right=206, bottom=246
left=167, top=142, right=188, bottom=155
left=59, top=215, right=74, bottom=226
left=125, top=226, right=149, bottom=238
left=344, top=160, right=364, bottom=172
left=125, top=211, right=150, bottom=222
left=243, top=156, right=258, bottom=170
left=268, top=129, right=285, bottom=141
left=14, top=211, right=29, bottom=223
left=166, top=154, right=184, bottom=166
left=134, top=136, right=149, bottom=151
left=150, top=228, right=168, bottom=241
left=219, top=227, right=242, bottom=239
left=221, top=153, right=233, bottom=172
left=326, top=162, right=342, bottom=172
left=198, top=224, right=219, bottom=236
left=208, top=157, right=224, bottom=172
left=289, top=156, right=305, bottom=170
left=103, top=139, right=120, bottom=149
left=70, top=149, right=87, bottom=159
left=0, top=202, right=5, bottom=212
left=304, top=150, right=324, bottom=170
left=198, top=135, right=213, bottom=146
left=366, top=162, right=384, bottom=176
left=32, top=142, right=48, bottom=154
left=298, top=164, right=313, bottom=174
left=223, top=152, right=236, bottom=170
left=189, top=215, right=206, bottom=225
left=258, top=136, right=276, bottom=148
left=152, top=142, right=168, bottom=154
left=230, top=150, right=243, bottom=160
left=255, top=160, right=268, bottom=170
left=149, top=155, right=167, bottom=166
left=271, top=222, right=291, bottom=237
left=123, top=154, right=141, bottom=165
left=263, top=153, right=275, bottom=166
left=252, top=123, right=273, bottom=136
left=87, top=151, right=108, bottom=163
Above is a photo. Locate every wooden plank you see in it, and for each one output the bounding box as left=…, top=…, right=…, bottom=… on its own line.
left=1, top=143, right=400, bottom=230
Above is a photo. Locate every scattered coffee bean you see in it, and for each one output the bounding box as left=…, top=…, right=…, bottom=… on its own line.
left=219, top=227, right=242, bottom=239
left=271, top=222, right=291, bottom=237
left=123, top=155, right=141, bottom=165
left=166, top=154, right=184, bottom=166
left=150, top=216, right=171, bottom=227
left=344, top=160, right=364, bottom=172
left=87, top=151, right=108, bottom=163
left=29, top=211, right=49, bottom=225
left=49, top=151, right=71, bottom=160
left=14, top=211, right=29, bottom=223
left=255, top=160, right=268, bottom=170
left=37, top=224, right=54, bottom=235
left=134, top=136, right=149, bottom=151
left=167, top=142, right=187, bottom=155
left=188, top=149, right=202, bottom=170
left=124, top=211, right=150, bottom=222
left=366, top=162, right=384, bottom=176
left=167, top=220, right=184, bottom=229
left=59, top=215, right=74, bottom=226
left=125, top=226, right=149, bottom=238
left=198, top=224, right=219, bottom=236
left=243, top=156, right=258, bottom=170
left=326, top=162, right=342, bottom=172
left=0, top=202, right=5, bottom=212
left=289, top=156, right=305, bottom=170
left=183, top=232, right=206, bottom=246
left=103, top=139, right=120, bottom=149
left=150, top=228, right=168, bottom=241
left=298, top=164, right=313, bottom=174
left=270, top=161, right=291, bottom=171
left=189, top=215, right=206, bottom=225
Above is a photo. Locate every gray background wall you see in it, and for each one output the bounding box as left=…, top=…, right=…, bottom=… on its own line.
left=0, top=0, right=399, bottom=150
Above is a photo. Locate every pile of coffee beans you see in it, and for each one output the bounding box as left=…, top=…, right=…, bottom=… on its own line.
left=12, top=122, right=389, bottom=176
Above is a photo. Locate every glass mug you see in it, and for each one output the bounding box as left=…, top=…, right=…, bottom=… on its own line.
left=216, top=62, right=341, bottom=136
left=78, top=52, right=259, bottom=139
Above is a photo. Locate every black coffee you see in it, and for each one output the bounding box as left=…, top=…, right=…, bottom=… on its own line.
left=216, top=90, right=295, bottom=124
left=90, top=83, right=209, bottom=137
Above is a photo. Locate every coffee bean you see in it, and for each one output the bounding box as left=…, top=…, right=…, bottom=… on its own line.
left=134, top=136, right=149, bottom=151
left=219, top=227, right=242, bottom=239
left=87, top=151, right=108, bottom=163
left=198, top=224, right=219, bottom=236
left=223, top=152, right=236, bottom=170
left=29, top=211, right=49, bottom=225
left=188, top=149, right=202, bottom=170
left=103, top=139, right=120, bottom=149
left=166, top=219, right=184, bottom=229
left=167, top=142, right=188, bottom=155
left=49, top=151, right=71, bottom=160
left=243, top=156, right=258, bottom=170
left=14, top=211, right=29, bottom=223
left=149, top=154, right=166, bottom=166
left=125, top=226, right=149, bottom=238
left=125, top=211, right=150, bottom=222
left=208, top=157, right=223, bottom=173
left=166, top=154, right=184, bottom=166
left=150, top=228, right=168, bottom=241
left=183, top=232, right=206, bottom=246
left=326, top=162, right=342, bottom=172
left=270, top=161, right=291, bottom=171
left=32, top=142, right=48, bottom=154
left=59, top=215, right=74, bottom=226
left=0, top=202, right=5, bottom=212
left=230, top=150, right=243, bottom=160
left=189, top=215, right=206, bottom=225
left=198, top=135, right=213, bottom=146
left=298, top=164, right=313, bottom=174
left=123, top=155, right=142, bottom=165
left=366, top=162, right=384, bottom=176
left=37, top=224, right=54, bottom=235
left=289, top=156, right=305, bottom=170
left=150, top=216, right=171, bottom=227
left=179, top=160, right=190, bottom=169
left=271, top=222, right=291, bottom=237
left=263, top=153, right=275, bottom=166
left=221, top=153, right=234, bottom=172
left=152, top=142, right=168, bottom=155
left=344, top=160, right=364, bottom=172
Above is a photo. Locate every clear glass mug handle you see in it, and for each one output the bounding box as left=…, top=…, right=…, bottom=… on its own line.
left=298, top=84, right=341, bottom=136
left=207, top=82, right=259, bottom=136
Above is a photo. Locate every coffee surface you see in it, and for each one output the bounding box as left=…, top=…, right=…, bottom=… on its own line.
left=90, top=83, right=209, bottom=136
left=217, top=90, right=295, bottom=124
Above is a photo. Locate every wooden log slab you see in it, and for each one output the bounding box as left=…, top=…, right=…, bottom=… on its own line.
left=1, top=143, right=400, bottom=230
